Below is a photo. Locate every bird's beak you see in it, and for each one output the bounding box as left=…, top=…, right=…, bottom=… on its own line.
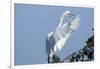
left=68, top=13, right=75, bottom=17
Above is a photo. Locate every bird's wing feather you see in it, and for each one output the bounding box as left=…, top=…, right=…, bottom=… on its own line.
left=57, top=15, right=80, bottom=38
left=69, top=15, right=80, bottom=32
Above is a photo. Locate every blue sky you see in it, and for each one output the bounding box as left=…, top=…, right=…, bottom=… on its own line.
left=14, top=4, right=94, bottom=65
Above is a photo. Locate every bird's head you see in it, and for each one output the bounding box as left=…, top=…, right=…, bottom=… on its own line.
left=63, top=10, right=75, bottom=17
left=63, top=11, right=71, bottom=16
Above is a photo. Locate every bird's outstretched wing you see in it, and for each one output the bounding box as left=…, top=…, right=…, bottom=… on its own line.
left=69, top=15, right=80, bottom=32
left=54, top=15, right=80, bottom=51
left=57, top=15, right=80, bottom=38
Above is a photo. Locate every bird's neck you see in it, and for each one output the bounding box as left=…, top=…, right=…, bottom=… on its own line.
left=57, top=13, right=66, bottom=29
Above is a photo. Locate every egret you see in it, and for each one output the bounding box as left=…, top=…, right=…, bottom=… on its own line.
left=46, top=11, right=80, bottom=63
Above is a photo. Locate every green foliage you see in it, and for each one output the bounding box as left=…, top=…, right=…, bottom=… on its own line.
left=52, top=55, right=60, bottom=63
left=61, top=35, right=94, bottom=62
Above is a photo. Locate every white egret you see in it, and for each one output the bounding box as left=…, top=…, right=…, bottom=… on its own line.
left=46, top=11, right=80, bottom=63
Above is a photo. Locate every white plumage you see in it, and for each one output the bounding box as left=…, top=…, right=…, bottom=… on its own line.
left=46, top=11, right=80, bottom=63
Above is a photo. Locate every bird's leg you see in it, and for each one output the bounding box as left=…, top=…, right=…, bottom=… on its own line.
left=48, top=49, right=54, bottom=63
left=48, top=56, right=50, bottom=63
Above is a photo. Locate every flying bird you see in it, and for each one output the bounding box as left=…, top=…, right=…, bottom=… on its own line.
left=46, top=11, right=80, bottom=63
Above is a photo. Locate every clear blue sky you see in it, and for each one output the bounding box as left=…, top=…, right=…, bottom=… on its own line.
left=14, top=3, right=94, bottom=65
